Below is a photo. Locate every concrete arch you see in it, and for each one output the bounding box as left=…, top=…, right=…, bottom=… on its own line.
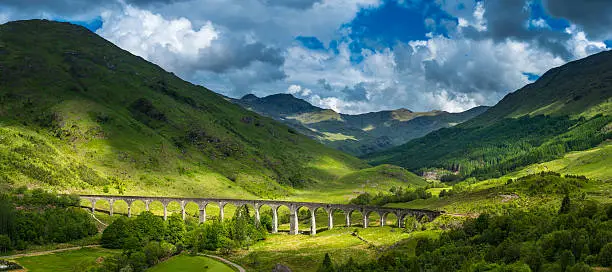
left=219, top=201, right=238, bottom=222
left=127, top=200, right=146, bottom=217
left=292, top=205, right=311, bottom=235
left=93, top=198, right=112, bottom=215
left=112, top=199, right=130, bottom=217
left=275, top=204, right=292, bottom=231
left=254, top=203, right=275, bottom=233
left=183, top=201, right=200, bottom=222
left=381, top=211, right=399, bottom=227
left=329, top=208, right=348, bottom=228
left=204, top=202, right=222, bottom=222
left=364, top=210, right=382, bottom=228
left=348, top=209, right=364, bottom=227
left=165, top=200, right=184, bottom=220
left=80, top=198, right=93, bottom=210
left=147, top=200, right=167, bottom=220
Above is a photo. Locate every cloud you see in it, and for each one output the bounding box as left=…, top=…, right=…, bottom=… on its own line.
left=4, top=0, right=611, bottom=114
left=96, top=5, right=218, bottom=73
left=260, top=0, right=322, bottom=10
left=281, top=30, right=568, bottom=114
left=544, top=0, right=612, bottom=40
left=0, top=12, right=9, bottom=24
left=96, top=4, right=286, bottom=93
left=287, top=84, right=312, bottom=96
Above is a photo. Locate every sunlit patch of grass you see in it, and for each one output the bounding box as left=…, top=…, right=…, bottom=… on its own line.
left=13, top=247, right=119, bottom=272
left=318, top=132, right=357, bottom=142
left=148, top=254, right=235, bottom=272
left=229, top=227, right=428, bottom=272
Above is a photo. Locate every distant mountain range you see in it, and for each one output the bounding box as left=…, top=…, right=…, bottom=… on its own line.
left=231, top=93, right=489, bottom=155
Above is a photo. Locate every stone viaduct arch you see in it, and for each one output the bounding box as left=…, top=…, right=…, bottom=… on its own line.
left=80, top=195, right=442, bottom=236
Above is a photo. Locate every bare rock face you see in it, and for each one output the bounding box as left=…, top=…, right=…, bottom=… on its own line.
left=272, top=263, right=292, bottom=272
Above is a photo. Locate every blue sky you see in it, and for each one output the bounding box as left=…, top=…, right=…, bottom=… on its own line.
left=1, top=0, right=610, bottom=113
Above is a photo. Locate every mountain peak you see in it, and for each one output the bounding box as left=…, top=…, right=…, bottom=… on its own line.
left=241, top=94, right=259, bottom=100
left=393, top=108, right=413, bottom=113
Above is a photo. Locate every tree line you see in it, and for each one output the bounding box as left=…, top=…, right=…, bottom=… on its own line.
left=318, top=197, right=612, bottom=271
left=0, top=187, right=97, bottom=253
left=93, top=205, right=267, bottom=272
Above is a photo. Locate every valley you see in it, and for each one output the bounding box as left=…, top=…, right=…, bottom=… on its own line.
left=232, top=93, right=489, bottom=156
left=0, top=19, right=611, bottom=272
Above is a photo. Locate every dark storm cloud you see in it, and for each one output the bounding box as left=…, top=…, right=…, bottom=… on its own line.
left=461, top=0, right=573, bottom=60
left=0, top=0, right=186, bottom=16
left=259, top=0, right=322, bottom=10
left=317, top=79, right=333, bottom=91
left=423, top=59, right=507, bottom=94
left=197, top=38, right=285, bottom=73
left=0, top=0, right=100, bottom=14
left=341, top=83, right=368, bottom=101
left=544, top=0, right=612, bottom=40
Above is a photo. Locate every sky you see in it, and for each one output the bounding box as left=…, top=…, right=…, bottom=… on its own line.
left=1, top=0, right=611, bottom=114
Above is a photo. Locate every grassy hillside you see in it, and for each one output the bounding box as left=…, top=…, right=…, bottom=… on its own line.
left=367, top=50, right=612, bottom=180
left=388, top=141, right=612, bottom=214
left=233, top=94, right=488, bottom=155
left=0, top=20, right=390, bottom=200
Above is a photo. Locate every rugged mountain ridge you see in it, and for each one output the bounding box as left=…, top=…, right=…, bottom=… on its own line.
left=232, top=94, right=489, bottom=155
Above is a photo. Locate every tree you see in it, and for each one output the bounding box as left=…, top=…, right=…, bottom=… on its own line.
left=165, top=214, right=186, bottom=246
left=599, top=242, right=612, bottom=267
left=0, top=234, right=11, bottom=252
left=404, top=216, right=420, bottom=233
left=318, top=253, right=335, bottom=272
left=131, top=212, right=165, bottom=243
left=560, top=195, right=571, bottom=214
left=102, top=217, right=131, bottom=249
left=566, top=262, right=592, bottom=272
left=559, top=250, right=575, bottom=271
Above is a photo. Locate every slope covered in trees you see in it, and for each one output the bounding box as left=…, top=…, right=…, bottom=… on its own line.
left=366, top=50, right=612, bottom=180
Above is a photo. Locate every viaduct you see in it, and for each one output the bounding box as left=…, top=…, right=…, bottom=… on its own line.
left=80, top=195, right=443, bottom=236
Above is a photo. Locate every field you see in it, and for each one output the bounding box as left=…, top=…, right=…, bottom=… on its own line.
left=228, top=227, right=440, bottom=272
left=12, top=247, right=119, bottom=272
left=147, top=254, right=236, bottom=272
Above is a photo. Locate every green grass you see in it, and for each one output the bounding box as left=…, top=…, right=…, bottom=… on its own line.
left=147, top=254, right=235, bottom=272
left=0, top=20, right=423, bottom=203
left=386, top=142, right=612, bottom=214
left=287, top=164, right=427, bottom=203
left=228, top=227, right=439, bottom=272
left=13, top=247, right=119, bottom=272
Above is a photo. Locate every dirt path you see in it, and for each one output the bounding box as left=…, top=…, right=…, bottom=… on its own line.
left=200, top=253, right=247, bottom=272
left=2, top=245, right=100, bottom=259
left=90, top=212, right=108, bottom=227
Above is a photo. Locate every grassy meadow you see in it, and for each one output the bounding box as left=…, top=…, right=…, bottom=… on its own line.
left=12, top=247, right=119, bottom=272
left=147, top=254, right=235, bottom=272
left=228, top=227, right=441, bottom=272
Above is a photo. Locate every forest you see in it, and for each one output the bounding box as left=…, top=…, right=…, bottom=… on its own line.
left=0, top=187, right=97, bottom=252
left=320, top=197, right=612, bottom=272
left=369, top=114, right=612, bottom=181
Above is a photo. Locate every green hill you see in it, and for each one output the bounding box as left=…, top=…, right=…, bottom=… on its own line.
left=232, top=94, right=489, bottom=155
left=366, top=50, right=612, bottom=180
left=0, top=19, right=383, bottom=199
